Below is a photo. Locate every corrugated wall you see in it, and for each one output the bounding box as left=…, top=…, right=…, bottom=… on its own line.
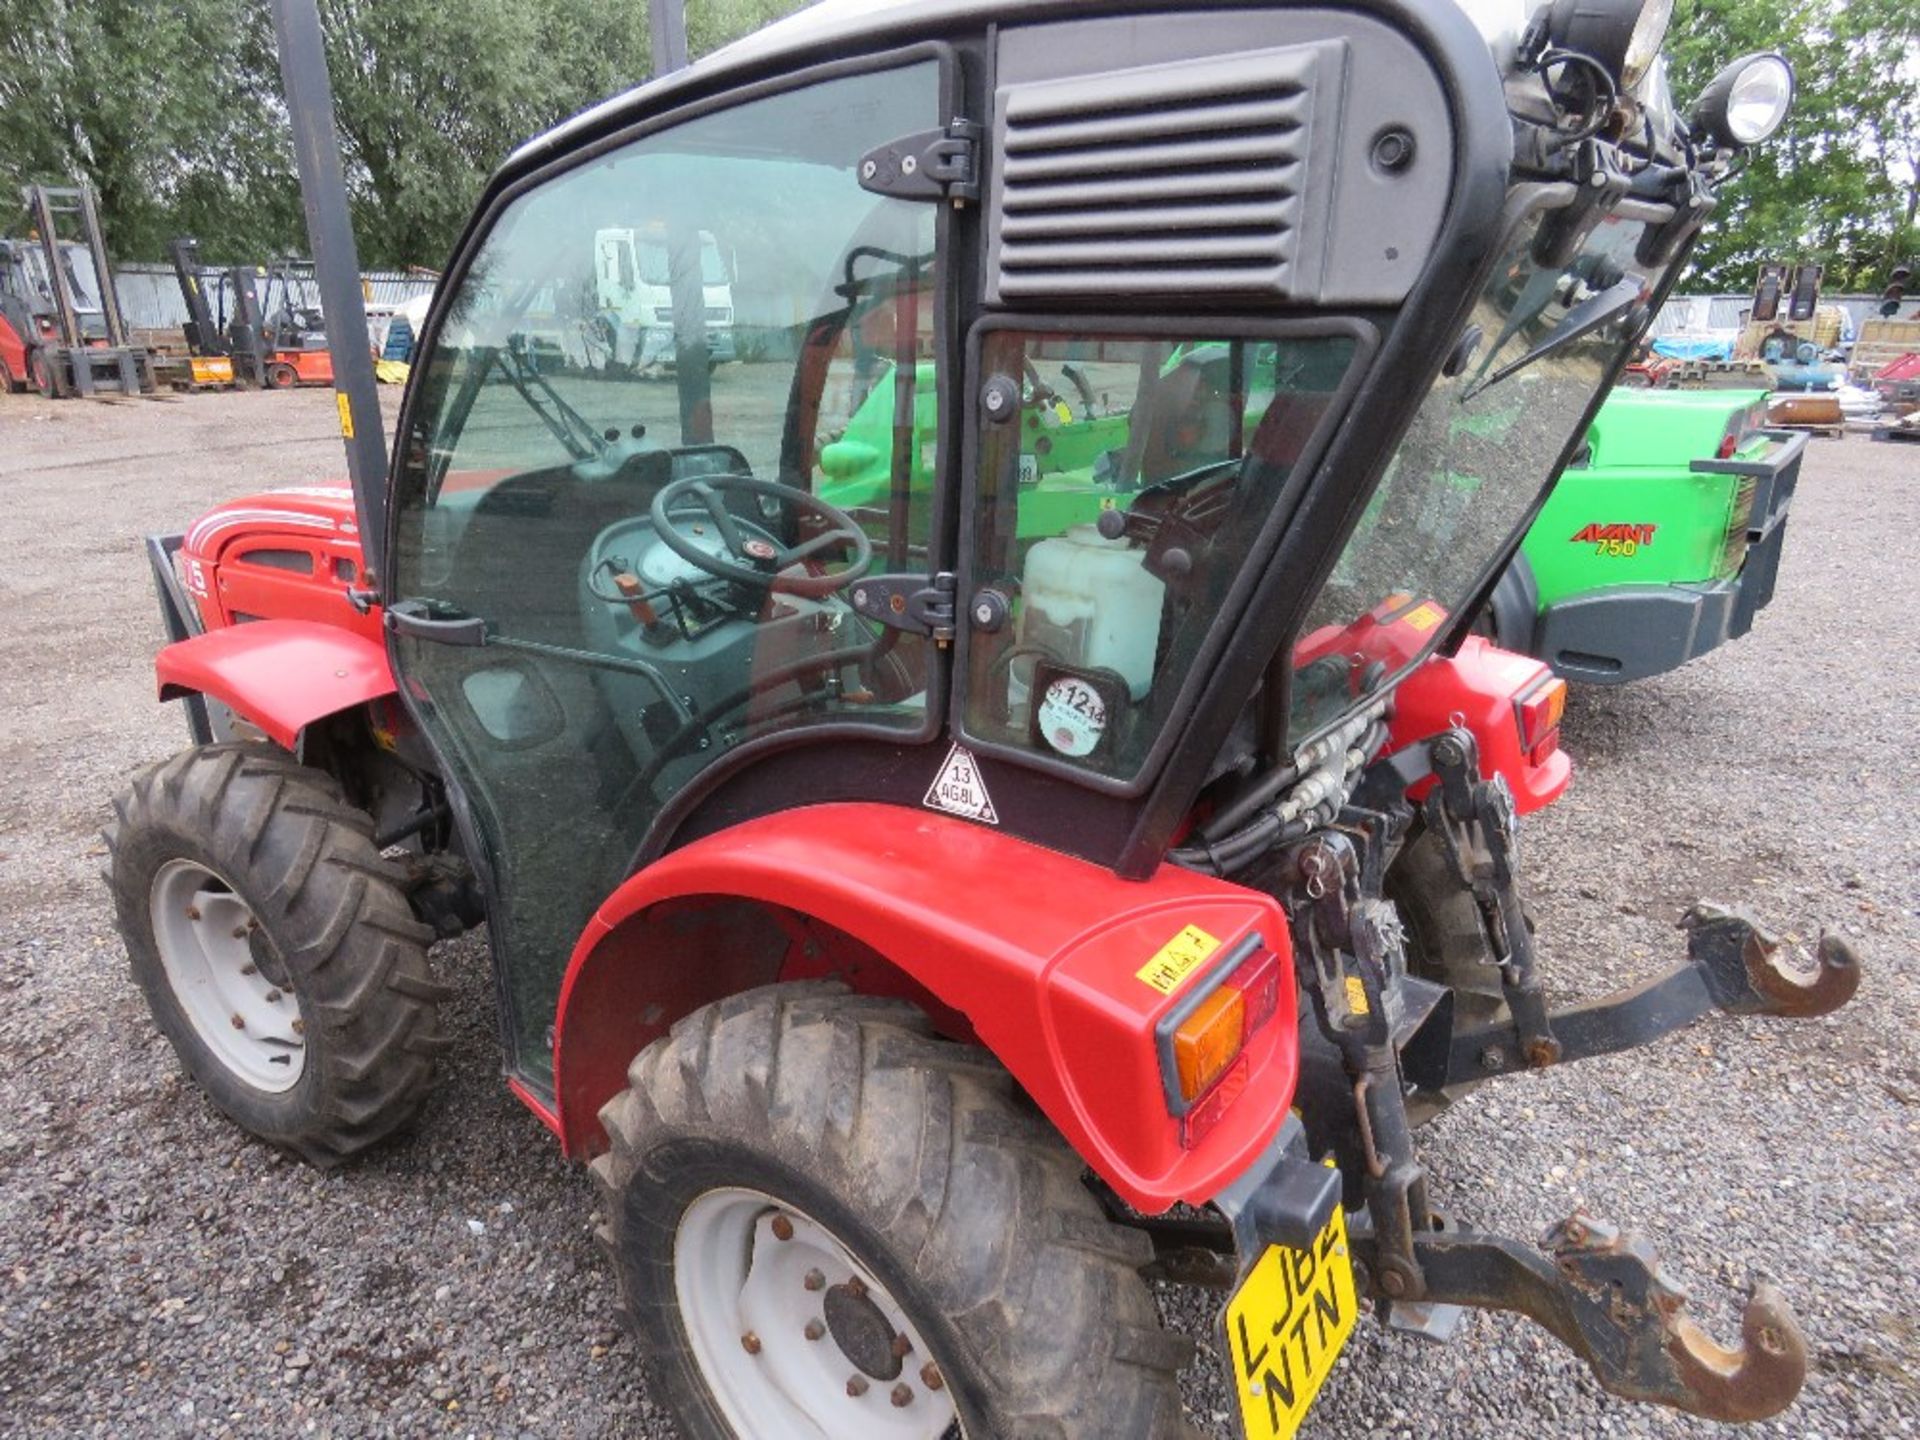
left=112, top=265, right=437, bottom=332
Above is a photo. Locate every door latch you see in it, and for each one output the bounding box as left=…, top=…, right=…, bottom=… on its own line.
left=386, top=598, right=488, bottom=647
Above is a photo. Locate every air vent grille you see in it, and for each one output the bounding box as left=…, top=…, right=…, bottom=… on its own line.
left=991, top=44, right=1333, bottom=301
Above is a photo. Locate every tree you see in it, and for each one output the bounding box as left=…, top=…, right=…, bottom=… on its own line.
left=1665, top=0, right=1920, bottom=293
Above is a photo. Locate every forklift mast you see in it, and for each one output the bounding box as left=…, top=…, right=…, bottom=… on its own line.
left=17, top=183, right=152, bottom=397
left=167, top=237, right=225, bottom=359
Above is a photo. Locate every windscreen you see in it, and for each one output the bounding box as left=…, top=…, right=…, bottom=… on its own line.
left=1289, top=202, right=1656, bottom=742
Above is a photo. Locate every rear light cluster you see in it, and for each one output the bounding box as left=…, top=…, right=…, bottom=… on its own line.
left=1716, top=401, right=1767, bottom=459
left=1514, top=673, right=1567, bottom=766
left=1159, top=942, right=1282, bottom=1148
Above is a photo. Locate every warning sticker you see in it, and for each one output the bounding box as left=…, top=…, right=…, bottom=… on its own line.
left=1136, top=924, right=1222, bottom=996
left=923, top=744, right=999, bottom=825
left=1401, top=602, right=1444, bottom=632
left=335, top=392, right=355, bottom=440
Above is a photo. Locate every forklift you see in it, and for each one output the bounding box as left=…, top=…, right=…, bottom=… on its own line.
left=167, top=235, right=335, bottom=389
left=4, top=184, right=154, bottom=398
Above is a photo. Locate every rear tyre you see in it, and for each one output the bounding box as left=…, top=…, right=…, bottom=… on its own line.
left=1387, top=823, right=1519, bottom=1123
left=1388, top=824, right=1508, bottom=1027
left=594, top=984, right=1195, bottom=1440
left=0, top=354, right=14, bottom=392
left=106, top=744, right=451, bottom=1166
left=265, top=360, right=298, bottom=389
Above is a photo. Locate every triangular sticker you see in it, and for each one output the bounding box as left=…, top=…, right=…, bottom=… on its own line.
left=923, top=743, right=999, bottom=825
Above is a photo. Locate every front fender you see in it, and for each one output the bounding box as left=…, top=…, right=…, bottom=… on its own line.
left=552, top=803, right=1297, bottom=1212
left=155, top=620, right=396, bottom=750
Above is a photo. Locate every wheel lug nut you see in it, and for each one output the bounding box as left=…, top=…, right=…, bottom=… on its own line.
left=740, top=1332, right=761, bottom=1355
left=230, top=1014, right=245, bottom=1030
left=770, top=1214, right=794, bottom=1241
left=920, top=1361, right=944, bottom=1391
left=845, top=1276, right=867, bottom=1299
left=291, top=1019, right=305, bottom=1035
left=240, top=964, right=257, bottom=976
left=891, top=1383, right=913, bottom=1408
left=803, top=1319, right=824, bottom=1341
left=846, top=1375, right=868, bottom=1398
left=265, top=989, right=282, bottom=1004
left=803, top=1268, right=825, bottom=1292
left=185, top=906, right=201, bottom=921
left=232, top=925, right=248, bottom=939
left=890, top=1333, right=913, bottom=1360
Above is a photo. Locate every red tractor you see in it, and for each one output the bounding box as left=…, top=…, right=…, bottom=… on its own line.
left=113, top=4, right=1852, bottom=1436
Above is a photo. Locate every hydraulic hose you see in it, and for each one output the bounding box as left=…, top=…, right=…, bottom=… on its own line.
left=1173, top=702, right=1390, bottom=876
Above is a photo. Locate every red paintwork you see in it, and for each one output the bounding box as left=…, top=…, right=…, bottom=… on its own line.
left=178, top=486, right=382, bottom=645
left=1293, top=594, right=1449, bottom=676
left=550, top=803, right=1297, bottom=1212
left=0, top=314, right=24, bottom=387
left=156, top=620, right=395, bottom=750
left=272, top=350, right=335, bottom=386
left=1388, top=635, right=1571, bottom=814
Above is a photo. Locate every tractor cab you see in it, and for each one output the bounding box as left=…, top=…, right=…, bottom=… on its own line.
left=385, top=6, right=1668, bottom=1071
left=121, top=4, right=1858, bottom=1437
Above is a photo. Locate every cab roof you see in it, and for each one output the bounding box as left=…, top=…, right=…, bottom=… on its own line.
left=505, top=0, right=1508, bottom=180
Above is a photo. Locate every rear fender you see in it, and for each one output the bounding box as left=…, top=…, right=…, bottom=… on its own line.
left=1390, top=636, right=1571, bottom=814
left=155, top=620, right=396, bottom=751
left=552, top=803, right=1297, bottom=1212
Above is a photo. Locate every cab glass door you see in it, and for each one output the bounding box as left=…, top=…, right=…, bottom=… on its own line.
left=385, top=59, right=946, bottom=1088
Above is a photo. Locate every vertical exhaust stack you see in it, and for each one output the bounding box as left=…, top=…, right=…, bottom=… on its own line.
left=270, top=0, right=390, bottom=594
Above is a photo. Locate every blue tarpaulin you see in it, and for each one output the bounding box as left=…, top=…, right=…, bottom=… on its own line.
left=1651, top=336, right=1733, bottom=361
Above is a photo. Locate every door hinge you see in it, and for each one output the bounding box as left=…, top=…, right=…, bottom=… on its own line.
left=848, top=571, right=956, bottom=643
left=858, top=120, right=981, bottom=206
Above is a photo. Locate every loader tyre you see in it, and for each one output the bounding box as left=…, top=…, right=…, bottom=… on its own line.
left=106, top=744, right=450, bottom=1166
left=594, top=983, right=1196, bottom=1440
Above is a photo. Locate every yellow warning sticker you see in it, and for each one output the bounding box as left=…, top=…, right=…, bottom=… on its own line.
left=335, top=391, right=355, bottom=440
left=1344, top=975, right=1371, bottom=1016
left=1136, top=924, right=1222, bottom=996
left=1401, top=602, right=1444, bottom=632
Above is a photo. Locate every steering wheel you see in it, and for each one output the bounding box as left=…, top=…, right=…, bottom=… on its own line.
left=649, top=473, right=873, bottom=599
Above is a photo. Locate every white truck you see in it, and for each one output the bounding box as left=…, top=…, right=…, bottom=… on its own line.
left=593, top=225, right=735, bottom=371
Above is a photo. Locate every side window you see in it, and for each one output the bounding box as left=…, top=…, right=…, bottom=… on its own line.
left=962, top=329, right=1358, bottom=780
left=386, top=61, right=944, bottom=1084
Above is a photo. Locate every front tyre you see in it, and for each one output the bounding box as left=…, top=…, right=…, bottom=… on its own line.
left=106, top=745, right=450, bottom=1166
left=594, top=985, right=1194, bottom=1440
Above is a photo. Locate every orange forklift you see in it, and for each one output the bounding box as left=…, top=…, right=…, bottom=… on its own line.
left=168, top=236, right=335, bottom=389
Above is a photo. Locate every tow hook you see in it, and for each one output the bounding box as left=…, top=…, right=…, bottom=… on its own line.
left=1680, top=902, right=1859, bottom=1018
left=1357, top=1212, right=1807, bottom=1422
left=1446, top=904, right=1861, bottom=1085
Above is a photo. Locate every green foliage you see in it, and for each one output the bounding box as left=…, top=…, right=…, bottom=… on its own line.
left=1666, top=0, right=1920, bottom=292
left=8, top=1, right=1902, bottom=292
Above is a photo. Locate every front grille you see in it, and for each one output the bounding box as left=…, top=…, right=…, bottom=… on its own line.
left=990, top=42, right=1332, bottom=301
left=1719, top=474, right=1759, bottom=576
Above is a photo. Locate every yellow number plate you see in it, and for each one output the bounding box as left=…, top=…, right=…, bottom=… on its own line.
left=1225, top=1206, right=1358, bottom=1440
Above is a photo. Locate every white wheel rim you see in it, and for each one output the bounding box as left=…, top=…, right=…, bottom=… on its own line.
left=675, top=1187, right=961, bottom=1440
left=149, top=858, right=306, bottom=1092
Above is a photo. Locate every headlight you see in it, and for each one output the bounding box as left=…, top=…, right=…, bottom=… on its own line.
left=1547, top=0, right=1675, bottom=89
left=1690, top=52, right=1795, bottom=149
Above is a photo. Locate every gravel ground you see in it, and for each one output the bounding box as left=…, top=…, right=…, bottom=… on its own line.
left=0, top=386, right=1914, bottom=1439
